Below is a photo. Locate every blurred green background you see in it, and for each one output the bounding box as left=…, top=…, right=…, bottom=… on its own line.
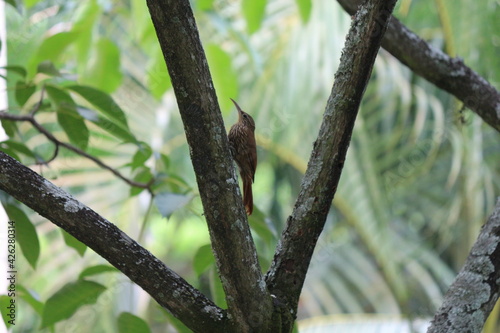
left=1, top=0, right=499, bottom=332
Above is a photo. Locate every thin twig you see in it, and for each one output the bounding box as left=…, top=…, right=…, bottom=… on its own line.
left=0, top=111, right=153, bottom=189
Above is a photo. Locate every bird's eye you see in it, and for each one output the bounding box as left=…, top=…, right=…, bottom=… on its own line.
left=243, top=114, right=248, bottom=118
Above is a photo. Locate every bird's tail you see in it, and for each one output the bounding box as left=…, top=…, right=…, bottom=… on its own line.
left=243, top=176, right=253, bottom=215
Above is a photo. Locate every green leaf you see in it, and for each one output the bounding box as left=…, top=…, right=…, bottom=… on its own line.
left=295, top=0, right=312, bottom=23
left=205, top=44, right=238, bottom=111
left=33, top=32, right=79, bottom=65
left=72, top=0, right=101, bottom=74
left=146, top=46, right=171, bottom=99
left=154, top=192, right=193, bottom=218
left=92, top=116, right=137, bottom=143
left=3, top=204, right=40, bottom=269
left=161, top=309, right=192, bottom=333
left=40, top=280, right=106, bottom=329
left=0, top=119, right=18, bottom=137
left=197, top=0, right=215, bottom=11
left=79, top=265, right=119, bottom=280
left=46, top=85, right=89, bottom=150
left=0, top=140, right=36, bottom=159
left=117, top=312, right=151, bottom=333
left=81, top=37, right=122, bottom=92
left=62, top=230, right=87, bottom=257
left=24, top=0, right=43, bottom=9
left=129, top=167, right=153, bottom=197
left=67, top=85, right=129, bottom=129
left=17, top=284, right=44, bottom=315
left=2, top=65, right=27, bottom=78
left=248, top=207, right=276, bottom=246
left=130, top=143, right=152, bottom=170
left=4, top=0, right=18, bottom=10
left=0, top=295, right=15, bottom=329
left=14, top=80, right=36, bottom=106
left=37, top=60, right=60, bottom=76
left=242, top=0, right=267, bottom=34
left=193, top=244, right=214, bottom=276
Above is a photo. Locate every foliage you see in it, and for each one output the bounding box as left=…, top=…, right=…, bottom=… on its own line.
left=0, top=0, right=499, bottom=332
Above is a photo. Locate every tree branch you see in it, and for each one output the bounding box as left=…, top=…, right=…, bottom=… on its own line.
left=427, top=198, right=500, bottom=333
left=0, top=111, right=152, bottom=189
left=145, top=0, right=273, bottom=331
left=337, top=0, right=500, bottom=133
left=0, top=151, right=228, bottom=332
left=265, top=0, right=398, bottom=328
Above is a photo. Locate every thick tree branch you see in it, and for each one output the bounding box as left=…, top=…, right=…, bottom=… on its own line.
left=0, top=151, right=227, bottom=332
left=265, top=0, right=398, bottom=328
left=427, top=199, right=500, bottom=333
left=337, top=0, right=500, bottom=133
left=145, top=0, right=273, bottom=331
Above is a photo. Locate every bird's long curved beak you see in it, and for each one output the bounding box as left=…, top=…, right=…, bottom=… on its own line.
left=230, top=98, right=244, bottom=121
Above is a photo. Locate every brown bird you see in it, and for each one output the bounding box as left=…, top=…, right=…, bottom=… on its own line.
left=228, top=98, right=257, bottom=215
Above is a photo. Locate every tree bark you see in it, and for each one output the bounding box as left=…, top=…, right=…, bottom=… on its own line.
left=265, top=0, right=398, bottom=330
left=427, top=199, right=500, bottom=333
left=337, top=0, right=500, bottom=133
left=0, top=152, right=228, bottom=332
left=145, top=1, right=273, bottom=331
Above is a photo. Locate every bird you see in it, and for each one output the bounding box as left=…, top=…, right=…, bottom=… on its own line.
left=228, top=98, right=257, bottom=215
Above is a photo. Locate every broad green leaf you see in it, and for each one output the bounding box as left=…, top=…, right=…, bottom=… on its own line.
left=72, top=0, right=101, bottom=74
left=62, top=230, right=87, bottom=257
left=0, top=145, right=20, bottom=161
left=46, top=85, right=89, bottom=150
left=0, top=119, right=18, bottom=137
left=1, top=140, right=36, bottom=158
left=81, top=37, right=122, bottom=92
left=205, top=44, right=238, bottom=111
left=193, top=244, right=214, bottom=276
left=37, top=60, right=60, bottom=76
left=14, top=80, right=36, bottom=106
left=154, top=192, right=193, bottom=218
left=146, top=46, right=171, bottom=99
left=79, top=265, right=119, bottom=280
left=131, top=0, right=157, bottom=46
left=92, top=116, right=136, bottom=143
left=76, top=106, right=135, bottom=142
left=129, top=167, right=153, bottom=197
left=24, top=0, right=43, bottom=9
left=197, top=0, right=215, bottom=11
left=17, top=284, right=43, bottom=315
left=40, top=280, right=106, bottom=329
left=242, top=0, right=267, bottom=34
left=4, top=0, right=18, bottom=10
left=296, top=0, right=312, bottom=23
left=130, top=142, right=152, bottom=170
left=161, top=309, right=192, bottom=333
left=248, top=207, right=276, bottom=246
left=117, top=312, right=151, bottom=333
left=0, top=295, right=15, bottom=329
left=3, top=204, right=40, bottom=269
left=73, top=0, right=101, bottom=31
left=2, top=65, right=27, bottom=78
left=67, top=85, right=129, bottom=129
left=0, top=140, right=36, bottom=163
left=33, top=32, right=79, bottom=65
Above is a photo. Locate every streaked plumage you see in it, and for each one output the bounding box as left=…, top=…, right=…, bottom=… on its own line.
left=228, top=98, right=257, bottom=215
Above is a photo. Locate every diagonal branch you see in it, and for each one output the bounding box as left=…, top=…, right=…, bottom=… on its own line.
left=337, top=0, right=500, bottom=133
left=0, top=151, right=228, bottom=332
left=265, top=0, right=398, bottom=327
left=145, top=0, right=273, bottom=330
left=427, top=199, right=500, bottom=333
